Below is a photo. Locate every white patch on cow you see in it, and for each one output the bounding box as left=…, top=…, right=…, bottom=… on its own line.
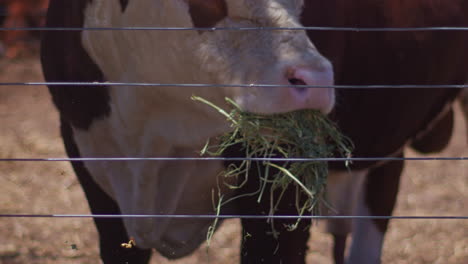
left=72, top=111, right=233, bottom=257
left=77, top=0, right=333, bottom=258
left=326, top=170, right=384, bottom=264
left=346, top=182, right=384, bottom=264
left=81, top=0, right=333, bottom=116
left=325, top=170, right=367, bottom=236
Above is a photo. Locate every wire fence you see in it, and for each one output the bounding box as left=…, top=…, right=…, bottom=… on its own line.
left=4, top=26, right=468, bottom=31
left=0, top=156, right=466, bottom=162
left=0, top=81, right=467, bottom=89
left=0, top=21, right=466, bottom=222
left=0, top=214, right=467, bottom=220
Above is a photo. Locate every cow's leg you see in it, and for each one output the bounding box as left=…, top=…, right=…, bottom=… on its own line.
left=326, top=170, right=367, bottom=264
left=240, top=218, right=310, bottom=264
left=459, top=88, right=468, bottom=129
left=237, top=165, right=311, bottom=264
left=346, top=156, right=404, bottom=264
left=60, top=119, right=152, bottom=264
left=332, top=234, right=347, bottom=264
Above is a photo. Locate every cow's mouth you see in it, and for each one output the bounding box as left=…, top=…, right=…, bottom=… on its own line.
left=193, top=95, right=354, bottom=226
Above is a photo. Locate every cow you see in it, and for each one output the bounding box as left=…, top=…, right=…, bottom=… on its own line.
left=41, top=0, right=336, bottom=263
left=0, top=0, right=48, bottom=58
left=297, top=1, right=468, bottom=263
left=41, top=0, right=467, bottom=264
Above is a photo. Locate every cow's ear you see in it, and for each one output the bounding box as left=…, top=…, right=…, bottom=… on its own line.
left=187, top=0, right=228, bottom=28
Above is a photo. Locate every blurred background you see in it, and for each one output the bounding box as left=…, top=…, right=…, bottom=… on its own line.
left=0, top=0, right=48, bottom=58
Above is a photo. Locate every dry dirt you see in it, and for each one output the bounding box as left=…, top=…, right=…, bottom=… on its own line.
left=0, top=54, right=466, bottom=264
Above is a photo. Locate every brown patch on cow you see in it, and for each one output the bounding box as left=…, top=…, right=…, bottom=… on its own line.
left=384, top=0, right=464, bottom=27
left=411, top=108, right=454, bottom=153
left=187, top=0, right=227, bottom=28
left=383, top=0, right=466, bottom=41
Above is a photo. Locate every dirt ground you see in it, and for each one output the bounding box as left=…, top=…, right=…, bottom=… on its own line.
left=0, top=54, right=466, bottom=264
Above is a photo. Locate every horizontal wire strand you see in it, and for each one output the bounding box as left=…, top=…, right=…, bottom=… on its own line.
left=3, top=26, right=468, bottom=32
left=0, top=82, right=467, bottom=89
left=0, top=157, right=466, bottom=162
left=0, top=214, right=466, bottom=220
left=0, top=22, right=464, bottom=224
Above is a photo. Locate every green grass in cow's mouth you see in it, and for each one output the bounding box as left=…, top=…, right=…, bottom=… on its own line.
left=191, top=96, right=353, bottom=243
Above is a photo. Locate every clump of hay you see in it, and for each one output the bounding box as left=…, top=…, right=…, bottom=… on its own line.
left=192, top=96, right=353, bottom=240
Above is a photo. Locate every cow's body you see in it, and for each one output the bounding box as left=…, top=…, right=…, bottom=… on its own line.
left=41, top=0, right=466, bottom=264
left=301, top=0, right=467, bottom=263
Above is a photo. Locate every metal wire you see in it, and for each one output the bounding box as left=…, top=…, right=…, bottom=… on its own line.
left=0, top=214, right=466, bottom=220
left=0, top=82, right=467, bottom=89
left=0, top=157, right=466, bottom=162
left=3, top=26, right=468, bottom=32
left=0, top=18, right=466, bottom=226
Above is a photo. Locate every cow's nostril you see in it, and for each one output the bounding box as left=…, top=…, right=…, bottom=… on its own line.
left=288, top=78, right=307, bottom=86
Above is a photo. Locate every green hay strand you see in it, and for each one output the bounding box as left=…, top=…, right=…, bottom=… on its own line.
left=192, top=96, right=354, bottom=240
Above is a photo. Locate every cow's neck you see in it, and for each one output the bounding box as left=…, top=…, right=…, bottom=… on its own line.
left=340, top=0, right=466, bottom=27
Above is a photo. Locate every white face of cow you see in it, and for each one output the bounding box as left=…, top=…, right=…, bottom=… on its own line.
left=82, top=0, right=334, bottom=118
left=191, top=0, right=334, bottom=114
left=78, top=0, right=334, bottom=256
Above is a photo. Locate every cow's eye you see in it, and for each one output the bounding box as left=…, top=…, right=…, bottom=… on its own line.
left=188, top=0, right=228, bottom=28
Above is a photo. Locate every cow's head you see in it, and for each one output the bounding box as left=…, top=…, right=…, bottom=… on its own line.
left=187, top=0, right=334, bottom=114
left=82, top=0, right=334, bottom=119
left=77, top=0, right=334, bottom=255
